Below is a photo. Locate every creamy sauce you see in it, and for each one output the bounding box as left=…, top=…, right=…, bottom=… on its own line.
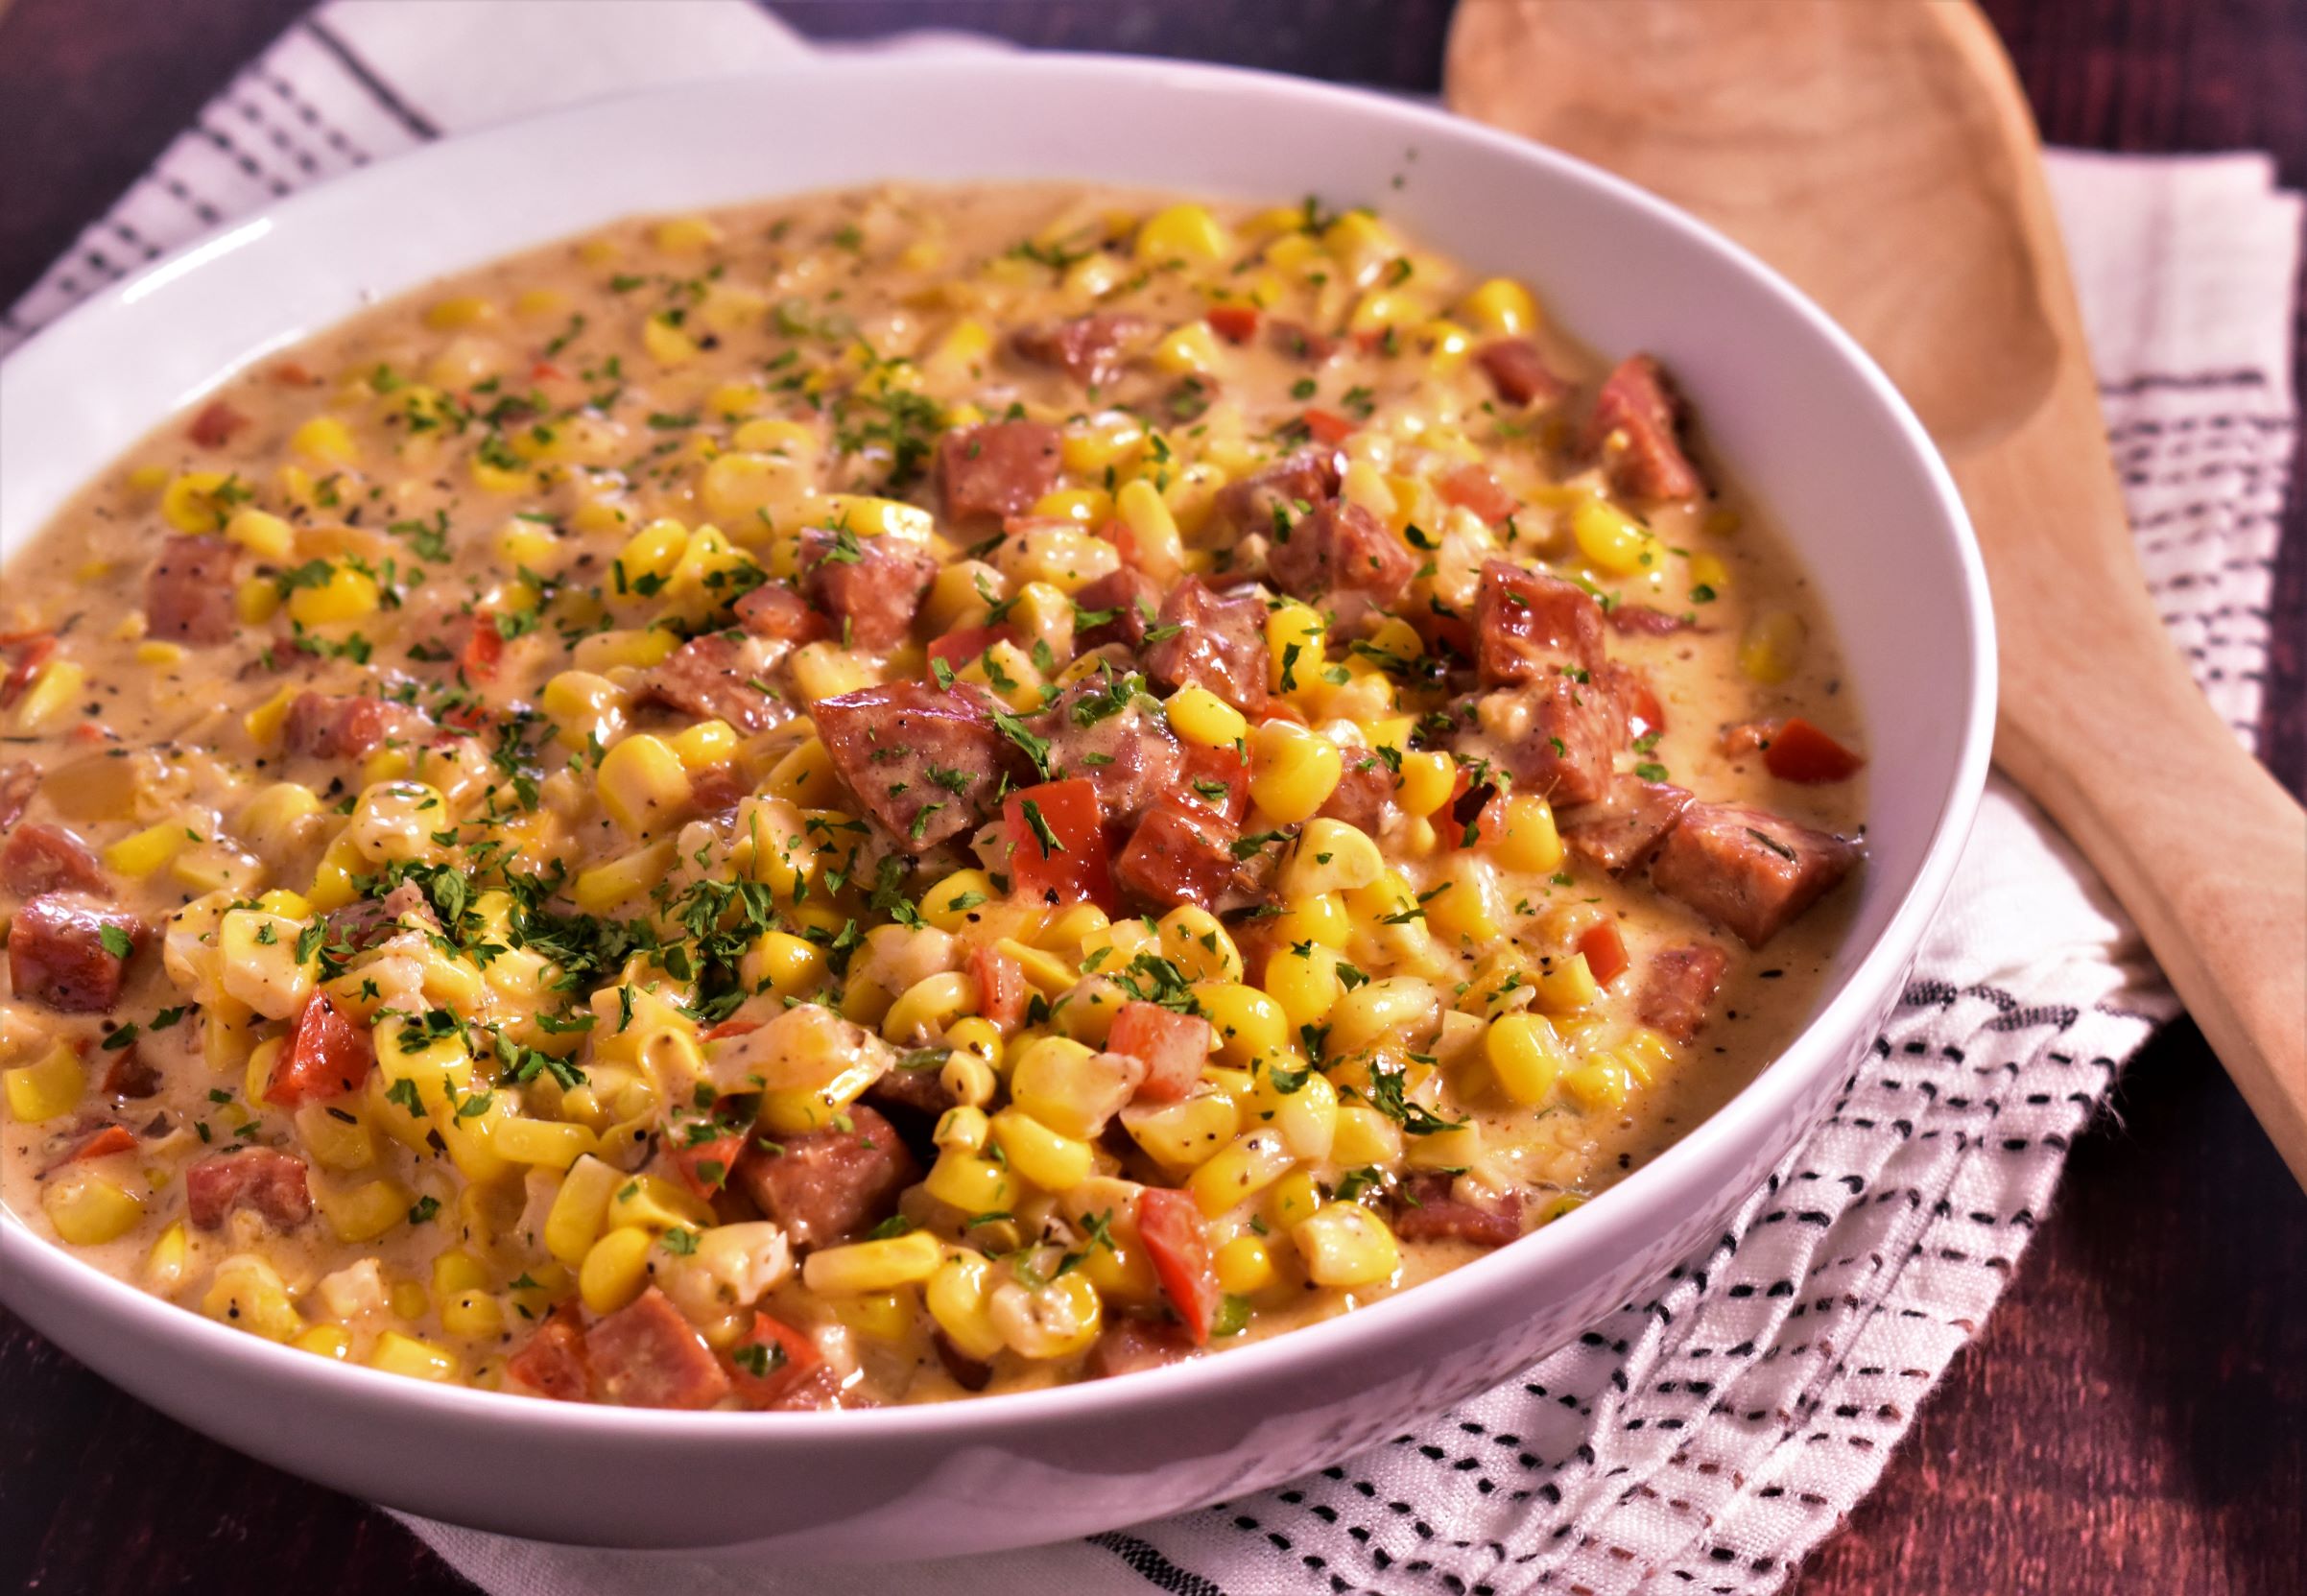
left=0, top=183, right=1862, bottom=1406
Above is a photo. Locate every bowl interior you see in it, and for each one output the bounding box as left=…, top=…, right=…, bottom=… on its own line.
left=0, top=52, right=1990, bottom=1487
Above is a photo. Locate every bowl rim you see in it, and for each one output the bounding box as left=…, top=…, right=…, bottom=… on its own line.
left=0, top=49, right=1995, bottom=1444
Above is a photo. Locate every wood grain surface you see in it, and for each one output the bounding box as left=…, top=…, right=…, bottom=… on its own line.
left=0, top=2, right=2300, bottom=1592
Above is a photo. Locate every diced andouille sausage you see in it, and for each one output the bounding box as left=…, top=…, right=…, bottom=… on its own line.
left=1609, top=604, right=1696, bottom=638
left=1179, top=741, right=1252, bottom=825
left=814, top=679, right=1014, bottom=853
left=1478, top=675, right=1624, bottom=808
left=1264, top=498, right=1414, bottom=608
left=1474, top=339, right=1567, bottom=408
left=1070, top=567, right=1160, bottom=653
left=1648, top=801, right=1863, bottom=947
left=637, top=631, right=782, bottom=733
left=937, top=420, right=1062, bottom=524
left=1086, top=1315, right=1198, bottom=1380
left=1435, top=461, right=1518, bottom=526
left=1033, top=679, right=1181, bottom=825
left=798, top=528, right=939, bottom=651
left=186, top=399, right=251, bottom=448
left=1473, top=559, right=1605, bottom=688
left=1108, top=1002, right=1212, bottom=1104
left=935, top=1331, right=994, bottom=1394
left=734, top=1103, right=916, bottom=1251
left=0, top=762, right=37, bottom=832
left=1142, top=578, right=1271, bottom=713
left=732, top=581, right=827, bottom=646
left=1205, top=448, right=1341, bottom=543
left=1319, top=756, right=1397, bottom=834
left=9, top=893, right=144, bottom=1012
left=2, top=822, right=107, bottom=898
left=864, top=1061, right=957, bottom=1120
left=1636, top=942, right=1731, bottom=1042
left=145, top=536, right=239, bottom=645
left=1597, top=661, right=1664, bottom=743
left=185, top=1147, right=312, bottom=1230
left=1, top=632, right=57, bottom=711
left=283, top=691, right=424, bottom=760
left=1582, top=353, right=1705, bottom=500
left=1391, top=1174, right=1523, bottom=1248
left=1010, top=312, right=1152, bottom=388
left=1113, top=798, right=1240, bottom=913
left=99, top=1046, right=162, bottom=1099
left=1559, top=776, right=1694, bottom=875
left=1267, top=320, right=1340, bottom=363
left=323, top=879, right=440, bottom=953
left=584, top=1286, right=731, bottom=1411
left=505, top=1305, right=591, bottom=1401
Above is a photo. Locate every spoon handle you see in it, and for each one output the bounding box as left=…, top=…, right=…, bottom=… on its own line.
left=1959, top=369, right=2307, bottom=1188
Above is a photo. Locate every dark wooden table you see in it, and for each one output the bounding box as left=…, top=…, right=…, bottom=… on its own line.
left=2, top=2, right=2300, bottom=1591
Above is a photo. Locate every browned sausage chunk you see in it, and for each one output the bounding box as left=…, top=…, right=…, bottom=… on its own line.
left=732, top=582, right=826, bottom=646
left=735, top=1103, right=916, bottom=1251
left=1390, top=1174, right=1522, bottom=1248
left=937, top=420, right=1061, bottom=523
left=583, top=1287, right=730, bottom=1410
left=283, top=692, right=424, bottom=760
left=1481, top=675, right=1625, bottom=809
left=1070, top=567, right=1160, bottom=653
left=637, top=631, right=783, bottom=733
left=1318, top=756, right=1398, bottom=834
left=0, top=762, right=37, bottom=832
left=1636, top=942, right=1731, bottom=1042
left=1034, top=679, right=1182, bottom=826
left=505, top=1305, right=591, bottom=1401
left=2, top=822, right=107, bottom=898
left=813, top=680, right=1014, bottom=853
left=185, top=1147, right=312, bottom=1230
left=9, top=893, right=144, bottom=1012
left=1474, top=339, right=1567, bottom=408
left=798, top=528, right=938, bottom=651
left=1010, top=312, right=1152, bottom=389
left=1649, top=801, right=1862, bottom=947
left=1204, top=448, right=1341, bottom=544
left=1583, top=354, right=1705, bottom=501
left=145, top=535, right=239, bottom=645
left=1559, top=775, right=1694, bottom=875
left=1142, top=577, right=1271, bottom=714
left=1264, top=498, right=1414, bottom=609
left=1113, top=798, right=1241, bottom=914
left=186, top=399, right=251, bottom=448
left=1086, top=1316, right=1199, bottom=1380
left=1473, top=559, right=1605, bottom=688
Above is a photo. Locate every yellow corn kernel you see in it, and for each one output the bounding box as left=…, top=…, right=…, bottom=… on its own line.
left=1564, top=1055, right=1632, bottom=1112
left=1029, top=487, right=1114, bottom=527
left=833, top=1287, right=916, bottom=1344
left=740, top=930, right=828, bottom=1002
left=145, top=1221, right=190, bottom=1294
left=389, top=1278, right=430, bottom=1320
left=669, top=719, right=740, bottom=774
left=1459, top=277, right=1539, bottom=338
left=494, top=516, right=559, bottom=572
left=222, top=506, right=296, bottom=560
left=1251, top=1062, right=1339, bottom=1162
left=294, top=1100, right=375, bottom=1171
left=579, top=1225, right=655, bottom=1314
left=9, top=656, right=84, bottom=733
left=571, top=839, right=675, bottom=913
left=1321, top=209, right=1399, bottom=279
left=933, top=1105, right=992, bottom=1155
left=440, top=1289, right=506, bottom=1340
left=924, top=1146, right=1016, bottom=1216
left=1154, top=907, right=1241, bottom=987
left=291, top=415, right=359, bottom=466
left=128, top=463, right=171, bottom=494
left=1166, top=684, right=1247, bottom=750
left=1279, top=818, right=1383, bottom=898
left=538, top=670, right=630, bottom=750
left=491, top=1116, right=599, bottom=1170
left=926, top=1251, right=1008, bottom=1361
left=159, top=470, right=236, bottom=533
left=802, top=1230, right=945, bottom=1295
left=369, top=1330, right=460, bottom=1382
left=1136, top=202, right=1233, bottom=262
left=1121, top=1091, right=1239, bottom=1173
left=1114, top=478, right=1184, bottom=579
left=1249, top=720, right=1344, bottom=824
left=942, top=1052, right=998, bottom=1109
left=643, top=312, right=699, bottom=366
left=1269, top=891, right=1351, bottom=951
left=573, top=628, right=681, bottom=676
left=1188, top=1129, right=1295, bottom=1218
left=316, top=1177, right=410, bottom=1244
left=1061, top=414, right=1146, bottom=475
left=514, top=285, right=570, bottom=319
left=423, top=293, right=497, bottom=330
left=993, top=1269, right=1103, bottom=1359
left=1195, top=982, right=1288, bottom=1065
left=787, top=642, right=873, bottom=705
left=1486, top=1012, right=1568, bottom=1106
left=1688, top=550, right=1729, bottom=596
left=4, top=1043, right=83, bottom=1124
left=1293, top=1203, right=1401, bottom=1287
left=1494, top=795, right=1563, bottom=874
left=1263, top=942, right=1341, bottom=1030
left=429, top=1250, right=487, bottom=1302
left=1149, top=322, right=1226, bottom=379
left=286, top=563, right=379, bottom=628
left=101, top=820, right=183, bottom=880
left=922, top=316, right=994, bottom=380
left=1738, top=609, right=1809, bottom=685
left=217, top=908, right=317, bottom=1019
left=1214, top=1234, right=1275, bottom=1295
left=990, top=1108, right=1095, bottom=1193
left=882, top=971, right=978, bottom=1045
left=614, top=517, right=687, bottom=587
left=43, top=1171, right=145, bottom=1246
left=1328, top=977, right=1440, bottom=1058
left=1534, top=952, right=1601, bottom=1014
left=608, top=1172, right=714, bottom=1234
left=1425, top=857, right=1505, bottom=944
left=234, top=576, right=280, bottom=626
left=1266, top=1169, right=1325, bottom=1231
left=202, top=1255, right=303, bottom=1342
left=293, top=1324, right=352, bottom=1360
left=543, top=1155, right=620, bottom=1265
left=1419, top=318, right=1477, bottom=372
left=1572, top=498, right=1661, bottom=578
left=596, top=733, right=692, bottom=836
left=759, top=737, right=841, bottom=808
left=652, top=214, right=722, bottom=252
left=1330, top=1104, right=1403, bottom=1168
left=1010, top=1036, right=1134, bottom=1140
left=134, top=639, right=188, bottom=669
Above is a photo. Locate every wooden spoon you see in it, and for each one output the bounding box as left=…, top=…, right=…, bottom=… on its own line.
left=1448, top=0, right=2307, bottom=1185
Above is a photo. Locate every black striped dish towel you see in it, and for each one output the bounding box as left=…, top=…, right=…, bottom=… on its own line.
left=5, top=4, right=2295, bottom=1591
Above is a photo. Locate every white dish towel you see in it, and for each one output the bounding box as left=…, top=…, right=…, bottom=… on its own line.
left=7, top=5, right=2297, bottom=1592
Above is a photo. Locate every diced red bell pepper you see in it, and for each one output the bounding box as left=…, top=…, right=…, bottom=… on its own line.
left=969, top=944, right=1031, bottom=1031
left=1107, top=1002, right=1212, bottom=1103
left=1002, top=777, right=1115, bottom=908
left=1178, top=741, right=1252, bottom=825
left=457, top=613, right=505, bottom=684
left=1762, top=718, right=1866, bottom=784
left=1093, top=518, right=1142, bottom=570
left=723, top=1311, right=824, bottom=1408
left=1138, top=1188, right=1223, bottom=1346
left=702, top=1017, right=763, bottom=1042
left=927, top=624, right=1015, bottom=673
left=1432, top=770, right=1505, bottom=851
left=65, top=1125, right=137, bottom=1164
left=265, top=990, right=375, bottom=1108
left=1302, top=407, right=1357, bottom=445
left=1436, top=462, right=1517, bottom=526
left=667, top=1124, right=748, bottom=1201
left=1577, top=920, right=1629, bottom=986
left=0, top=632, right=56, bottom=710
left=1205, top=304, right=1261, bottom=345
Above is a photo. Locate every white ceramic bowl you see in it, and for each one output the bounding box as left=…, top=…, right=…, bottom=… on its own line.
left=0, top=54, right=1992, bottom=1557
